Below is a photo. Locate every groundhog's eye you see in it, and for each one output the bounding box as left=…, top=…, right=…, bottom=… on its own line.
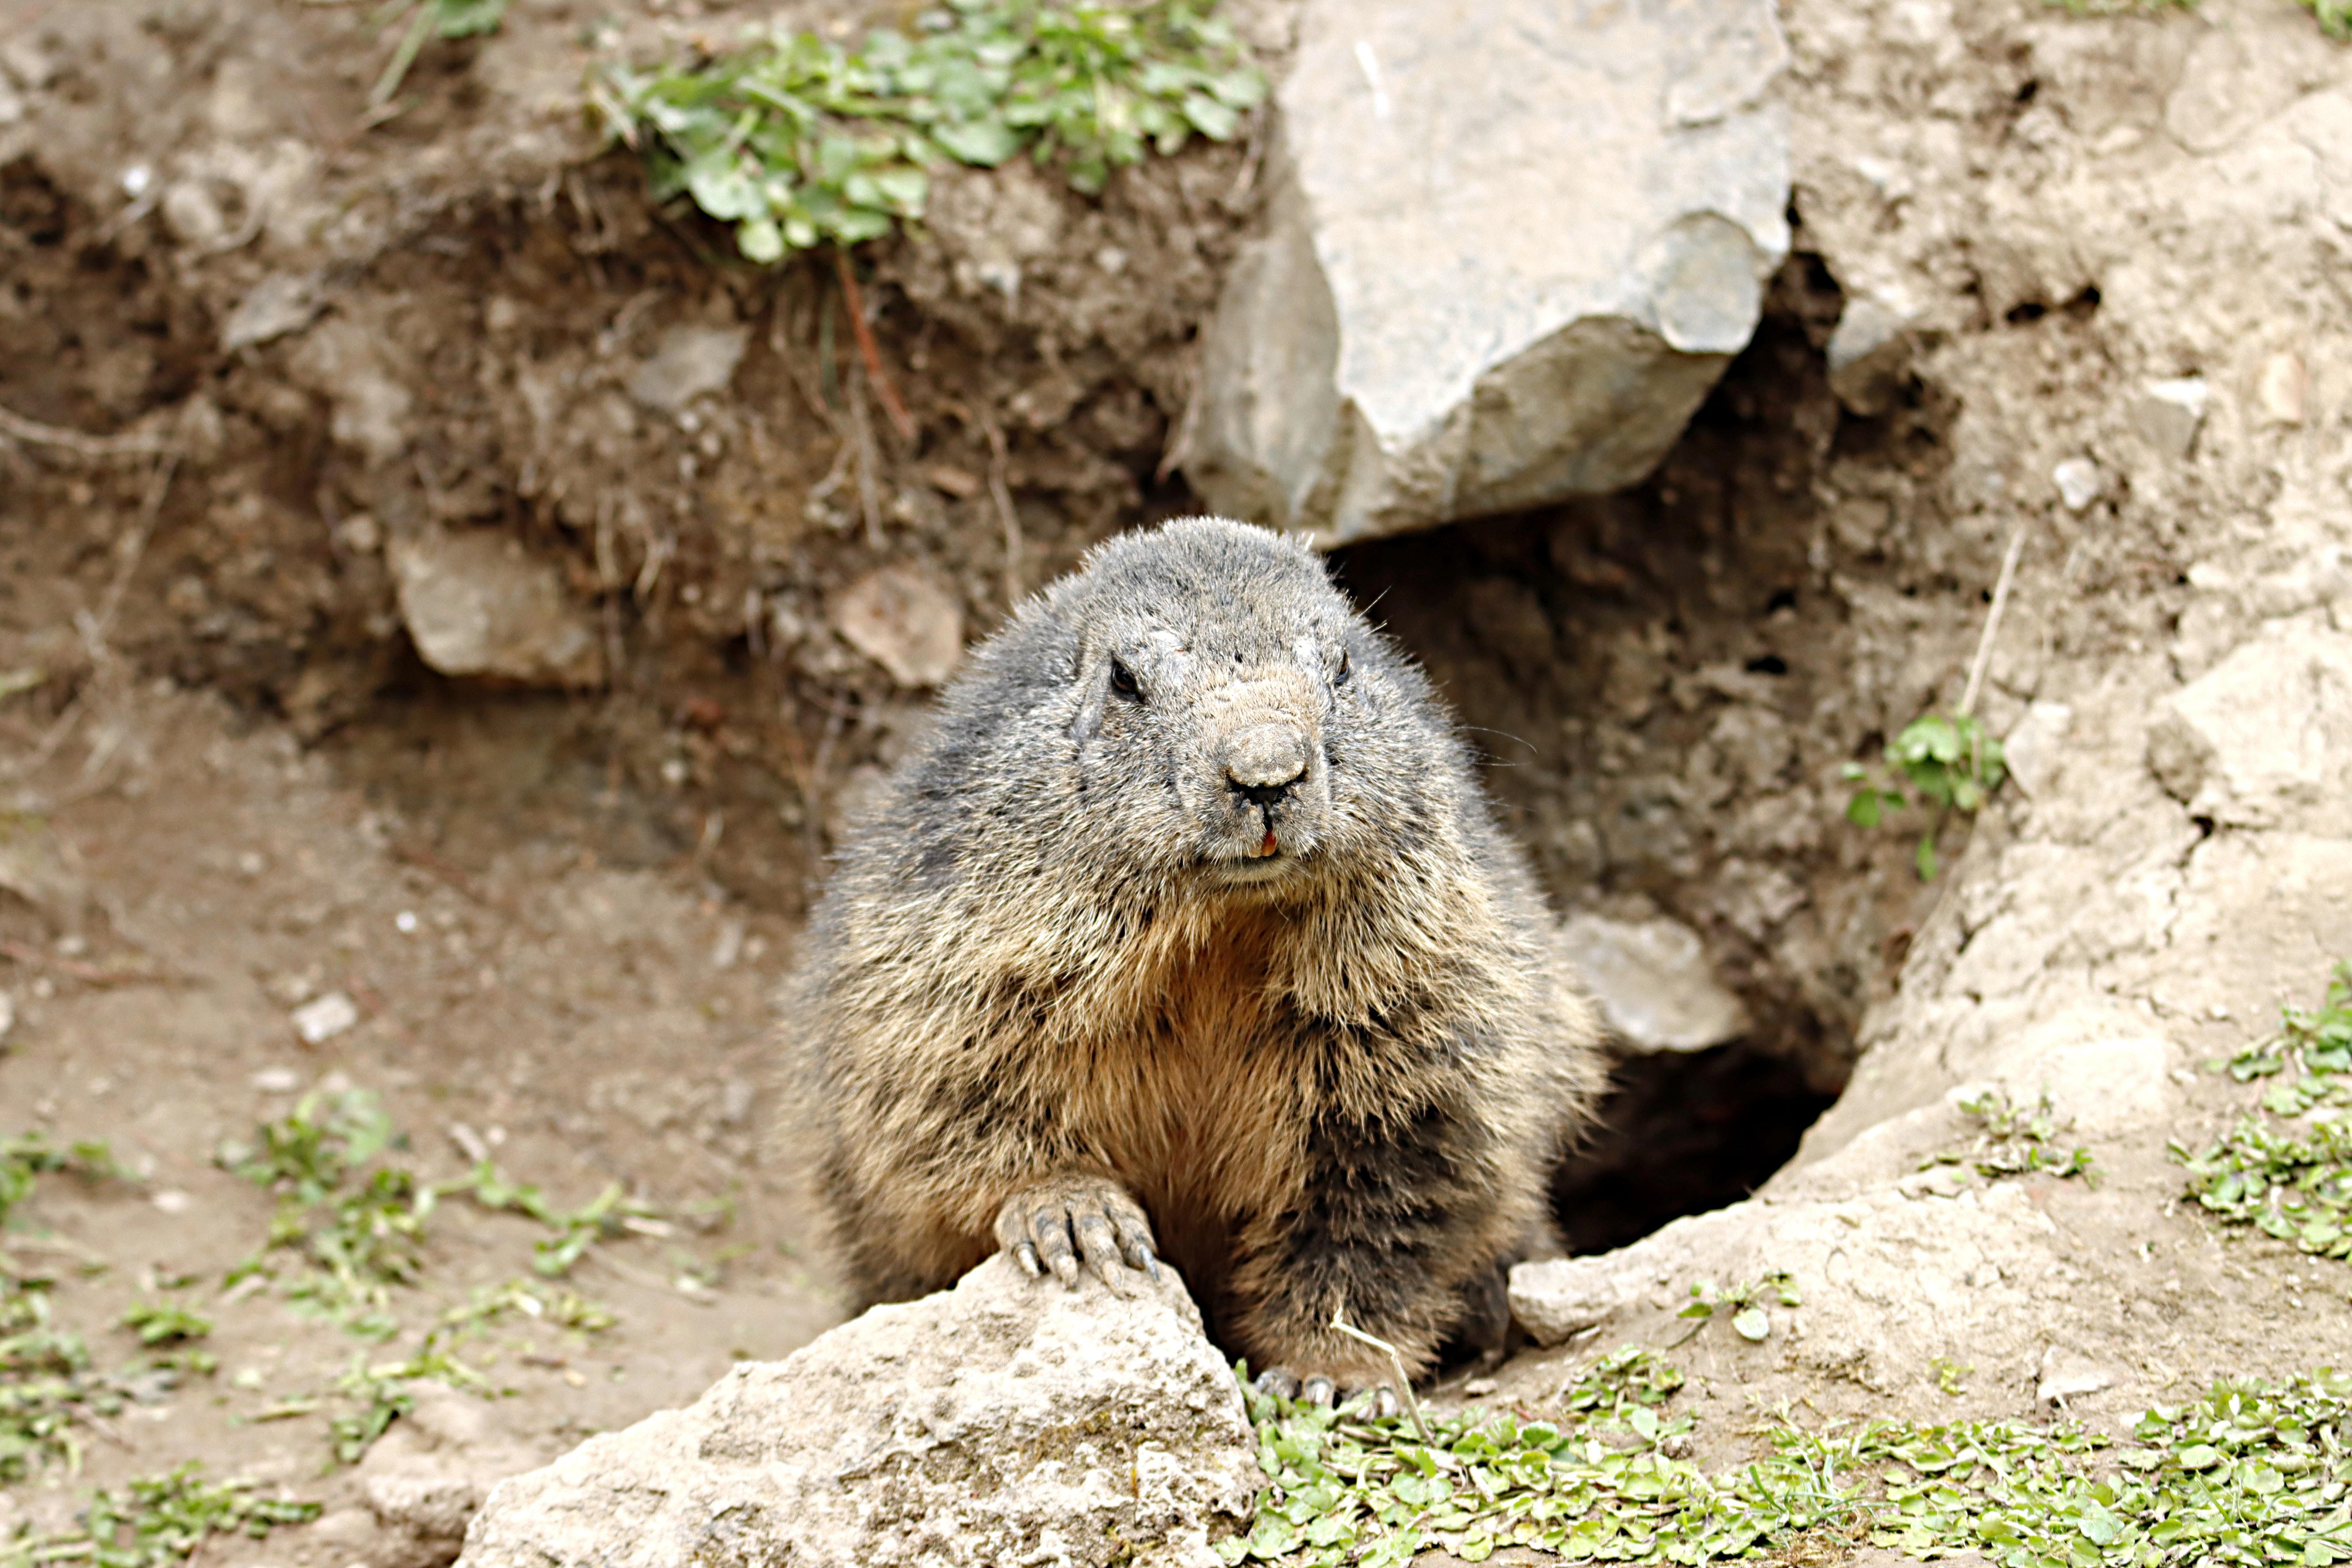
left=1334, top=647, right=1352, bottom=687
left=1108, top=657, right=1144, bottom=702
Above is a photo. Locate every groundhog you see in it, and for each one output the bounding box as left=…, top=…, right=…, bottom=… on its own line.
left=780, top=516, right=1603, bottom=1404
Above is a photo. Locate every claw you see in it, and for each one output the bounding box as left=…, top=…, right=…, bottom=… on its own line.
left=1256, top=1366, right=1301, bottom=1400
left=1301, top=1374, right=1337, bottom=1407
left=1015, top=1241, right=1042, bottom=1277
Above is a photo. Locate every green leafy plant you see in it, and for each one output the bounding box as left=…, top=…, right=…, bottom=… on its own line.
left=1223, top=1353, right=2352, bottom=1566
left=219, top=1091, right=641, bottom=1334
left=119, top=1300, right=212, bottom=1346
left=1843, top=712, right=2007, bottom=880
left=2181, top=964, right=2352, bottom=1263
left=1929, top=1356, right=1971, bottom=1396
left=0, top=1462, right=321, bottom=1568
left=1924, top=1089, right=2100, bottom=1185
left=592, top=0, right=1265, bottom=264
left=1675, top=1272, right=1799, bottom=1343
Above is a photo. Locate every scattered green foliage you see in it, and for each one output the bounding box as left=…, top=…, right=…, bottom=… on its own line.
left=1842, top=712, right=2007, bottom=880
left=1675, top=1273, right=1799, bottom=1344
left=328, top=1342, right=489, bottom=1465
left=2182, top=964, right=2352, bottom=1264
left=1925, top=1089, right=2101, bottom=1186
left=1930, top=1356, right=1971, bottom=1397
left=2311, top=1, right=2352, bottom=40
left=219, top=1090, right=641, bottom=1334
left=220, top=1090, right=425, bottom=1329
left=592, top=0, right=1265, bottom=264
left=1225, top=1353, right=2352, bottom=1566
left=439, top=1278, right=617, bottom=1338
left=0, top=1278, right=103, bottom=1482
left=1, top=1134, right=123, bottom=1232
left=0, top=1462, right=321, bottom=1568
left=118, top=1301, right=212, bottom=1347
left=455, top=1161, right=638, bottom=1278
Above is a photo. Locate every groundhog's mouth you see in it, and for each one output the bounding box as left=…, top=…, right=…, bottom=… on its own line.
left=1205, top=844, right=1306, bottom=884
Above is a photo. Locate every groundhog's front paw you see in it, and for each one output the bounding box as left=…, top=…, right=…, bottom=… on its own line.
left=1254, top=1365, right=1403, bottom=1419
left=993, top=1174, right=1160, bottom=1291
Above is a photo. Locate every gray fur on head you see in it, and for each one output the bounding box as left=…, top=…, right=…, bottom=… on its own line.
left=901, top=516, right=1451, bottom=901
left=782, top=515, right=1603, bottom=1390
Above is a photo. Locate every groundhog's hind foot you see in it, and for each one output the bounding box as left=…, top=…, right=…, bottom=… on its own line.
left=1254, top=1367, right=1402, bottom=1420
left=993, top=1174, right=1160, bottom=1292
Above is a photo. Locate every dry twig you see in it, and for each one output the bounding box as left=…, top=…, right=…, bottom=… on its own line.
left=833, top=250, right=916, bottom=443
left=1959, top=521, right=2029, bottom=718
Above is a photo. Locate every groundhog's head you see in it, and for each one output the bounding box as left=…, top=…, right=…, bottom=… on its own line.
left=950, top=515, right=1462, bottom=896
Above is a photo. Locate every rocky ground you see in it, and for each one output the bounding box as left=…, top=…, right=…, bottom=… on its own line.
left=4, top=0, right=2352, bottom=1563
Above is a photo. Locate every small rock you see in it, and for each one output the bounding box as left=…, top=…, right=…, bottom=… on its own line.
left=2036, top=1350, right=2115, bottom=1405
left=161, top=180, right=228, bottom=249
left=2128, top=376, right=2209, bottom=459
left=626, top=324, right=748, bottom=415
left=2050, top=458, right=2102, bottom=513
left=831, top=566, right=965, bottom=689
left=291, top=991, right=360, bottom=1046
left=0, top=990, right=14, bottom=1044
left=923, top=464, right=982, bottom=499
left=288, top=320, right=413, bottom=467
left=1507, top=1256, right=1648, bottom=1346
left=1557, top=912, right=1748, bottom=1053
left=388, top=529, right=604, bottom=689
left=709, top=919, right=745, bottom=972
left=2, top=35, right=59, bottom=90
left=222, top=272, right=327, bottom=353
left=2001, top=701, right=2073, bottom=800
left=2255, top=351, right=2308, bottom=427
left=456, top=1255, right=1254, bottom=1568
left=150, top=1189, right=194, bottom=1215
left=1826, top=293, right=1916, bottom=416
left=251, top=1065, right=301, bottom=1092
left=1461, top=1376, right=1498, bottom=1397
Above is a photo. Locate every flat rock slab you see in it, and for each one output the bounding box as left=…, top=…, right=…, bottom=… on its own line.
left=455, top=1256, right=1256, bottom=1568
left=1188, top=0, right=1790, bottom=542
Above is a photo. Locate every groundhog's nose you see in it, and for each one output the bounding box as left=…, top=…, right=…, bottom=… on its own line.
left=1223, top=722, right=1310, bottom=805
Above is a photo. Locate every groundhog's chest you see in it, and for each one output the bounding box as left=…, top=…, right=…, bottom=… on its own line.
left=1064, top=925, right=1307, bottom=1227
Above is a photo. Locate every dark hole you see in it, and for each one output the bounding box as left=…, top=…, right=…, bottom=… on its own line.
left=2065, top=285, right=2102, bottom=319
left=1551, top=1042, right=1838, bottom=1254
left=1744, top=653, right=1789, bottom=675
left=2005, top=300, right=2048, bottom=325
left=1763, top=588, right=1798, bottom=613
left=2015, top=78, right=2040, bottom=103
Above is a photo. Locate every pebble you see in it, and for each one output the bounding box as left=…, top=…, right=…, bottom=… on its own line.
left=2050, top=457, right=2102, bottom=512
left=291, top=991, right=360, bottom=1045
left=0, top=989, right=14, bottom=1044
left=151, top=1189, right=194, bottom=1215
left=251, top=1066, right=301, bottom=1092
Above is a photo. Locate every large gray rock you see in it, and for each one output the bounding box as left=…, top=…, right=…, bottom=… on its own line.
left=387, top=527, right=604, bottom=688
left=2145, top=618, right=2352, bottom=833
left=455, top=1256, right=1256, bottom=1568
left=1187, top=0, right=1790, bottom=543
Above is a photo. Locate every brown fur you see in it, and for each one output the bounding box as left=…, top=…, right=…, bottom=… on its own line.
left=778, top=518, right=1604, bottom=1389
